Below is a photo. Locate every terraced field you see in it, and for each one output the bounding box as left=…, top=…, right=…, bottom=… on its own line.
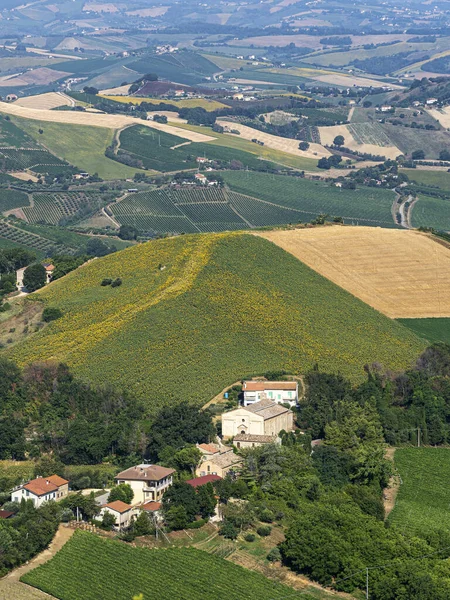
left=9, top=232, right=425, bottom=410
left=411, top=193, right=450, bottom=231
left=221, top=171, right=396, bottom=227
left=116, top=125, right=276, bottom=172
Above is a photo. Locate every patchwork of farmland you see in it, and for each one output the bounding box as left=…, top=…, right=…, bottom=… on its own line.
left=221, top=171, right=396, bottom=227
left=116, top=125, right=275, bottom=172
left=23, top=191, right=106, bottom=225
left=127, top=52, right=218, bottom=85
left=411, top=193, right=450, bottom=231
left=9, top=233, right=425, bottom=409
left=111, top=185, right=323, bottom=235
left=21, top=531, right=316, bottom=600
left=379, top=124, right=450, bottom=159
left=389, top=448, right=450, bottom=536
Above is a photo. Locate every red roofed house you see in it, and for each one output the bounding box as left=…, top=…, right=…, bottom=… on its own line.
left=11, top=475, right=69, bottom=508
left=186, top=474, right=222, bottom=488
left=43, top=263, right=55, bottom=284
left=115, top=464, right=175, bottom=504
left=0, top=510, right=14, bottom=519
left=100, top=501, right=135, bottom=530
left=141, top=501, right=162, bottom=522
left=243, top=380, right=298, bottom=407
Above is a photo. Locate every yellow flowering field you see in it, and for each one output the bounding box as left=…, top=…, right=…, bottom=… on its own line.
left=8, top=233, right=426, bottom=413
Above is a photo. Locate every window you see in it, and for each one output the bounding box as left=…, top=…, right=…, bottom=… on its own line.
left=278, top=394, right=281, bottom=400
left=269, top=391, right=273, bottom=398
left=207, top=465, right=210, bottom=472
left=242, top=418, right=245, bottom=422
left=288, top=392, right=292, bottom=398
left=241, top=430, right=245, bottom=434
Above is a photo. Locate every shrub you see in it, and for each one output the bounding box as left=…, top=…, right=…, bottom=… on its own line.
left=186, top=518, right=207, bottom=529
left=220, top=520, right=238, bottom=540
left=257, top=525, right=272, bottom=537
left=259, top=509, right=274, bottom=523
left=42, top=307, right=63, bottom=322
left=101, top=278, right=112, bottom=286
left=267, top=547, right=281, bottom=562
left=244, top=533, right=256, bottom=542
left=111, top=278, right=122, bottom=288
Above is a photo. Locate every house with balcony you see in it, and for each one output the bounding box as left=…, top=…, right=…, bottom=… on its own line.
left=11, top=475, right=69, bottom=508
left=115, top=464, right=175, bottom=504
left=243, top=381, right=298, bottom=407
left=100, top=501, right=135, bottom=530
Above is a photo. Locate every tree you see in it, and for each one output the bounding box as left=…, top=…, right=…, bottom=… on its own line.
left=162, top=482, right=199, bottom=523
left=439, top=150, right=450, bottom=161
left=333, top=135, right=345, bottom=147
left=219, top=520, right=238, bottom=539
left=101, top=511, right=116, bottom=530
left=299, top=141, right=310, bottom=151
left=118, top=225, right=138, bottom=240
left=197, top=482, right=216, bottom=518
left=108, top=483, right=134, bottom=505
left=165, top=506, right=188, bottom=530
left=132, top=511, right=154, bottom=536
left=23, top=263, right=46, bottom=292
left=86, top=238, right=115, bottom=257
left=412, top=149, right=425, bottom=160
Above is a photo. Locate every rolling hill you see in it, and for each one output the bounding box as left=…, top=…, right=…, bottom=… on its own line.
left=8, top=232, right=425, bottom=413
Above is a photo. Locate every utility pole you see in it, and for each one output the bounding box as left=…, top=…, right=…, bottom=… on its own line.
left=417, top=427, right=421, bottom=448
left=366, top=567, right=369, bottom=600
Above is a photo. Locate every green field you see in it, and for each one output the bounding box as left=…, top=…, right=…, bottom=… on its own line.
left=10, top=118, right=143, bottom=180
left=20, top=531, right=335, bottom=600
left=379, top=124, right=450, bottom=159
left=23, top=191, right=108, bottom=225
left=0, top=189, right=29, bottom=212
left=8, top=233, right=425, bottom=412
left=401, top=169, right=450, bottom=191
left=411, top=193, right=450, bottom=231
left=0, top=220, right=74, bottom=255
left=110, top=186, right=307, bottom=234
left=398, top=318, right=450, bottom=344
left=389, top=448, right=450, bottom=536
left=117, top=125, right=276, bottom=172
left=221, top=171, right=397, bottom=226
left=127, top=51, right=218, bottom=85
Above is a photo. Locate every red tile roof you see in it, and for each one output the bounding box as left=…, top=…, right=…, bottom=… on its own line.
left=46, top=474, right=69, bottom=487
left=115, top=464, right=175, bottom=482
left=104, top=500, right=132, bottom=514
left=24, top=478, right=58, bottom=497
left=186, top=474, right=222, bottom=488
left=0, top=510, right=13, bottom=519
left=244, top=381, right=297, bottom=391
left=141, top=501, right=161, bottom=512
left=198, top=443, right=219, bottom=454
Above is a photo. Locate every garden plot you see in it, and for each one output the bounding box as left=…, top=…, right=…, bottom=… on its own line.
left=318, top=123, right=401, bottom=159
left=259, top=227, right=450, bottom=318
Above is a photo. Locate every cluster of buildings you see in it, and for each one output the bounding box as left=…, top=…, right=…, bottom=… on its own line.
left=7, top=380, right=298, bottom=530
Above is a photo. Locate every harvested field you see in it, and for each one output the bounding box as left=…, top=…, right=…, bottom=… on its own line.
left=125, top=6, right=169, bottom=16
left=99, top=84, right=131, bottom=95
left=14, top=92, right=72, bottom=110
left=0, top=104, right=215, bottom=142
left=315, top=73, right=403, bottom=89
left=216, top=120, right=330, bottom=158
left=318, top=123, right=401, bottom=159
left=258, top=227, right=450, bottom=318
left=426, top=106, right=450, bottom=129
left=0, top=67, right=70, bottom=87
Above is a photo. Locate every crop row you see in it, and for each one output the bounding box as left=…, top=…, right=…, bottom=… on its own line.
left=0, top=221, right=74, bottom=254
left=0, top=149, right=65, bottom=171
left=24, top=192, right=103, bottom=225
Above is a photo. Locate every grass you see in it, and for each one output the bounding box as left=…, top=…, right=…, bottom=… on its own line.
left=117, top=125, right=276, bottom=172
left=10, top=118, right=143, bottom=180
left=389, top=448, right=450, bottom=536
left=20, top=530, right=342, bottom=600
left=379, top=124, right=450, bottom=159
left=174, top=123, right=319, bottom=171
left=221, top=171, right=396, bottom=226
left=401, top=169, right=450, bottom=192
left=398, top=318, right=450, bottom=344
left=8, top=233, right=425, bottom=412
left=100, top=96, right=228, bottom=111
left=411, top=193, right=450, bottom=230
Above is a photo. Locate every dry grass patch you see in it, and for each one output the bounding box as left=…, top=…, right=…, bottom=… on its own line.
left=216, top=120, right=330, bottom=159
left=14, top=92, right=72, bottom=110
left=318, top=124, right=401, bottom=159
left=258, top=227, right=450, bottom=318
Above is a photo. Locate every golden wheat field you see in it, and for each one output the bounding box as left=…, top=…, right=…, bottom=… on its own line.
left=258, top=227, right=450, bottom=318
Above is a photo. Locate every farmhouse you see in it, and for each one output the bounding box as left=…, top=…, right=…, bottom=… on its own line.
left=222, top=399, right=294, bottom=440
left=243, top=380, right=298, bottom=407
left=141, top=501, right=162, bottom=521
left=101, top=501, right=135, bottom=530
left=196, top=448, right=242, bottom=478
left=195, top=173, right=207, bottom=184
left=11, top=475, right=69, bottom=508
left=43, top=263, right=55, bottom=283
left=6, top=94, right=18, bottom=102
left=115, top=464, right=175, bottom=504
left=186, top=474, right=222, bottom=488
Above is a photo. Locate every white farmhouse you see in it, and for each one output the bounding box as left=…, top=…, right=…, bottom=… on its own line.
left=100, top=500, right=136, bottom=530
left=115, top=464, right=174, bottom=504
left=243, top=380, right=298, bottom=407
left=11, top=475, right=69, bottom=508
